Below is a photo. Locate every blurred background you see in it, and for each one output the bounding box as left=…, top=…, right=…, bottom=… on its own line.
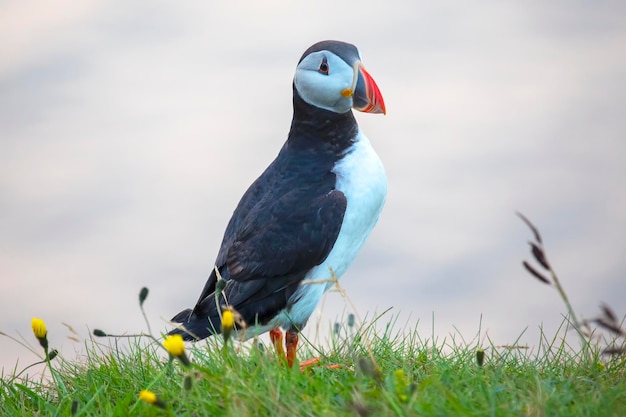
left=1, top=0, right=625, bottom=372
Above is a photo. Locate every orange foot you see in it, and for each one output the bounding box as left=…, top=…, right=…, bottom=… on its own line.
left=299, top=357, right=342, bottom=372
left=270, top=328, right=342, bottom=371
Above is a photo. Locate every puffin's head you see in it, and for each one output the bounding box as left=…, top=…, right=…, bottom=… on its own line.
left=294, top=40, right=386, bottom=115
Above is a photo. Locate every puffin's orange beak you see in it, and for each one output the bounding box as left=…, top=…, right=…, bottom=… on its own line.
left=351, top=62, right=386, bottom=115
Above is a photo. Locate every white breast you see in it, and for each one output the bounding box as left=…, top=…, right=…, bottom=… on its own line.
left=277, top=129, right=387, bottom=328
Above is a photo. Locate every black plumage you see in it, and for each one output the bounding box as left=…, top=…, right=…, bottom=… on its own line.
left=169, top=40, right=386, bottom=353
left=170, top=83, right=357, bottom=339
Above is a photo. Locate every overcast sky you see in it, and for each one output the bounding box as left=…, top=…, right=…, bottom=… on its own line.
left=1, top=1, right=625, bottom=372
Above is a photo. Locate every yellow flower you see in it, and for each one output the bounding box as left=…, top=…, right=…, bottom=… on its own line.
left=163, top=334, right=185, bottom=357
left=221, top=308, right=236, bottom=345
left=139, top=390, right=157, bottom=404
left=31, top=317, right=47, bottom=339
left=163, top=334, right=190, bottom=366
left=31, top=317, right=48, bottom=351
left=221, top=309, right=235, bottom=332
left=139, top=390, right=166, bottom=409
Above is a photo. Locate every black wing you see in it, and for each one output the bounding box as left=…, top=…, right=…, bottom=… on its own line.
left=186, top=186, right=346, bottom=330
left=226, top=188, right=346, bottom=281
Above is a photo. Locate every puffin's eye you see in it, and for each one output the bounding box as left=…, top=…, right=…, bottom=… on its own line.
left=318, top=57, right=329, bottom=75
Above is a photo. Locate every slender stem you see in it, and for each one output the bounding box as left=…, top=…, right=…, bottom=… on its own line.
left=548, top=269, right=589, bottom=351
left=328, top=267, right=381, bottom=372
left=44, top=347, right=68, bottom=396
left=8, top=359, right=47, bottom=383
left=140, top=305, right=152, bottom=336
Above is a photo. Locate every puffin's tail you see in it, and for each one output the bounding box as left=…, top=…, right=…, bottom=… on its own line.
left=168, top=308, right=221, bottom=341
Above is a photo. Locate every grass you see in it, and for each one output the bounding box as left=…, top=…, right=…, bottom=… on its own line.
left=1, top=214, right=625, bottom=416
left=1, top=315, right=625, bottom=417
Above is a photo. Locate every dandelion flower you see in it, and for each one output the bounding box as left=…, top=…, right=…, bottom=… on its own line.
left=31, top=317, right=48, bottom=351
left=139, top=390, right=166, bottom=409
left=163, top=334, right=185, bottom=356
left=222, top=309, right=234, bottom=332
left=163, top=334, right=190, bottom=366
left=221, top=308, right=235, bottom=344
left=139, top=390, right=157, bottom=404
left=31, top=317, right=47, bottom=339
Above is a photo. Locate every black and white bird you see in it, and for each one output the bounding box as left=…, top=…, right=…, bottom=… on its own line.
left=169, top=40, right=386, bottom=367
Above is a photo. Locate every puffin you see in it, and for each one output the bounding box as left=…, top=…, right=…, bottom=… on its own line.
left=169, top=40, right=386, bottom=367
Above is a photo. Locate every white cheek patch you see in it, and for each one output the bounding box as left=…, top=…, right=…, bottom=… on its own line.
left=294, top=53, right=355, bottom=113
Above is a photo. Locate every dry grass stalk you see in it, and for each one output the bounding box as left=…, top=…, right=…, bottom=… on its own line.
left=517, top=212, right=625, bottom=356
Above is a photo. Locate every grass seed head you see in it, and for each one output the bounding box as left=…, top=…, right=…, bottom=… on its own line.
left=529, top=242, right=550, bottom=270
left=522, top=261, right=551, bottom=285
left=600, top=303, right=619, bottom=324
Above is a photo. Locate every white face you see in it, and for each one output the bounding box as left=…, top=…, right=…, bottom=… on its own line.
left=294, top=50, right=356, bottom=114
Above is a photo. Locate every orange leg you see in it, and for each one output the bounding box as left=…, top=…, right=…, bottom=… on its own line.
left=271, top=328, right=340, bottom=370
left=269, top=328, right=285, bottom=359
left=285, top=330, right=299, bottom=368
